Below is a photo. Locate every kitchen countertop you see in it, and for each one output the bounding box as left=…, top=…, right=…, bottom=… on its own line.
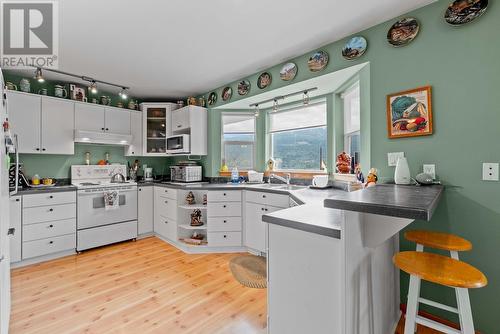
left=323, top=184, right=444, bottom=221
left=13, top=184, right=77, bottom=195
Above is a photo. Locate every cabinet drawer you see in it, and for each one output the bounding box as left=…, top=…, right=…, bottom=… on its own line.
left=207, top=202, right=241, bottom=217
left=156, top=197, right=177, bottom=221
left=23, top=218, right=76, bottom=242
left=23, top=203, right=76, bottom=225
left=154, top=186, right=177, bottom=200
left=155, top=215, right=177, bottom=241
left=22, top=233, right=76, bottom=259
left=208, top=217, right=242, bottom=232
left=208, top=232, right=241, bottom=247
left=23, top=191, right=76, bottom=208
left=207, top=190, right=241, bottom=203
left=246, top=191, right=289, bottom=208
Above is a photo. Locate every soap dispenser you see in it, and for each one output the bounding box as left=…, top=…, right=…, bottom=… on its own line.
left=394, top=157, right=411, bottom=185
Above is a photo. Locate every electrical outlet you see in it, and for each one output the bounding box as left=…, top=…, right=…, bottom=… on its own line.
left=387, top=152, right=405, bottom=167
left=423, top=164, right=436, bottom=179
left=482, top=163, right=499, bottom=181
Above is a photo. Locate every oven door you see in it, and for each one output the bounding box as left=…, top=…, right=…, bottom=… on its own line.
left=77, top=186, right=137, bottom=229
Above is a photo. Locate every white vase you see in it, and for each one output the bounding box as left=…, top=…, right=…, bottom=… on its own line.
left=394, top=157, right=411, bottom=185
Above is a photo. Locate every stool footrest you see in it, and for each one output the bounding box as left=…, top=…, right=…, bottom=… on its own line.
left=416, top=315, right=461, bottom=334
left=418, top=297, right=459, bottom=314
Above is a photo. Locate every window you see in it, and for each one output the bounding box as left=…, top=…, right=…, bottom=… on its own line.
left=269, top=101, right=327, bottom=171
left=342, top=83, right=360, bottom=161
left=222, top=113, right=256, bottom=170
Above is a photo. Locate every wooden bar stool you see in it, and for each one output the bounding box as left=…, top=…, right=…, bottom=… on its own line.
left=405, top=230, right=472, bottom=260
left=394, top=251, right=487, bottom=334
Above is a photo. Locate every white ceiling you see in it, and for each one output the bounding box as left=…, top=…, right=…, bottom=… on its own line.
left=46, top=0, right=434, bottom=98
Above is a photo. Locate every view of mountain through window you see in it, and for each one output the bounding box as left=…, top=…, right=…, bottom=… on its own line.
left=269, top=101, right=327, bottom=170
left=222, top=114, right=255, bottom=169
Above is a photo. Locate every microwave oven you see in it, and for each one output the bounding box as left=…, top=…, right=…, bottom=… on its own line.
left=166, top=134, right=190, bottom=154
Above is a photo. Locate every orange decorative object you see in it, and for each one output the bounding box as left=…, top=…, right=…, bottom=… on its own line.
left=405, top=230, right=472, bottom=252
left=97, top=160, right=106, bottom=166
left=335, top=152, right=351, bottom=174
left=393, top=251, right=487, bottom=289
left=364, top=168, right=378, bottom=188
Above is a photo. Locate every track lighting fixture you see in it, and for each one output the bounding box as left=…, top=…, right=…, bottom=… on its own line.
left=89, top=81, right=98, bottom=94
left=272, top=99, right=279, bottom=112
left=34, top=67, right=44, bottom=83
left=254, top=104, right=260, bottom=117
left=303, top=90, right=310, bottom=105
left=119, top=88, right=128, bottom=100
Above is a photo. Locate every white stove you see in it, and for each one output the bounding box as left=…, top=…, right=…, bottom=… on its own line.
left=71, top=165, right=138, bottom=252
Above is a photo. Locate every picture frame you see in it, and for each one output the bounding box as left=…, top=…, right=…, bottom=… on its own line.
left=386, top=86, right=432, bottom=139
left=69, top=84, right=86, bottom=102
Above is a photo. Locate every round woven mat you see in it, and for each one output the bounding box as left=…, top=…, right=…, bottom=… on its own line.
left=229, top=255, right=267, bottom=289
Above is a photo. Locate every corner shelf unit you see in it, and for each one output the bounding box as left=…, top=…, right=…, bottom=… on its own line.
left=176, top=189, right=209, bottom=247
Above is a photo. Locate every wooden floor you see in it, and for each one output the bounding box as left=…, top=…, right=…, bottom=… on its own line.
left=10, top=236, right=445, bottom=334
left=10, top=237, right=267, bottom=334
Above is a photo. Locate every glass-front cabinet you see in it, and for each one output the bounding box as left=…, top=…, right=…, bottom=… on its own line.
left=140, top=102, right=179, bottom=156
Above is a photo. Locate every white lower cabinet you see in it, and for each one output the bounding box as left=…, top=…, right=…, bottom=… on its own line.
left=244, top=191, right=289, bottom=253
left=9, top=196, right=22, bottom=263
left=20, top=191, right=77, bottom=261
left=138, top=186, right=153, bottom=235
left=207, top=190, right=242, bottom=248
left=154, top=187, right=178, bottom=241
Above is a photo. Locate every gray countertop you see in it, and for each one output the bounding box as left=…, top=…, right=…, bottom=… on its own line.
left=13, top=184, right=77, bottom=195
left=323, top=184, right=444, bottom=221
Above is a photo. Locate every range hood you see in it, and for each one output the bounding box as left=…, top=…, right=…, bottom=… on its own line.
left=74, top=130, right=133, bottom=146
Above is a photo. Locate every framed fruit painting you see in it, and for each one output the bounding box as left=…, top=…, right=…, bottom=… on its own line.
left=386, top=86, right=432, bottom=139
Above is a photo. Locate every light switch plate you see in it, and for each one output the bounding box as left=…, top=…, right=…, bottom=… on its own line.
left=482, top=163, right=499, bottom=181
left=388, top=152, right=405, bottom=167
left=423, top=164, right=436, bottom=179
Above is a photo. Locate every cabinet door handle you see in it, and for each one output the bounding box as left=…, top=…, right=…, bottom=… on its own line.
left=165, top=200, right=168, bottom=204
left=261, top=207, right=265, bottom=211
left=48, top=224, right=54, bottom=228
left=223, top=220, right=227, bottom=223
left=49, top=195, right=53, bottom=199
left=101, top=127, right=105, bottom=131
left=49, top=241, right=54, bottom=244
left=49, top=208, right=53, bottom=212
left=223, top=235, right=227, bottom=238
left=223, top=205, right=226, bottom=208
left=223, top=193, right=226, bottom=196
left=164, top=190, right=168, bottom=193
left=139, top=188, right=142, bottom=191
left=35, top=148, right=40, bottom=151
left=164, top=221, right=168, bottom=224
left=15, top=198, right=19, bottom=202
left=42, top=148, right=46, bottom=151
left=265, top=208, right=268, bottom=211
left=262, top=195, right=266, bottom=198
left=105, top=128, right=109, bottom=131
left=177, top=125, right=181, bottom=128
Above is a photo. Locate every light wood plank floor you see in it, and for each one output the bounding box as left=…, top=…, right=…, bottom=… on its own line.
left=10, top=237, right=267, bottom=334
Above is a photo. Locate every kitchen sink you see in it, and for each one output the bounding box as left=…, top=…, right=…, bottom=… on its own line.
left=276, top=185, right=307, bottom=191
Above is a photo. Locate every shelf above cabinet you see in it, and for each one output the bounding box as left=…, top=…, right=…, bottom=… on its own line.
left=179, top=204, right=208, bottom=210
left=178, top=224, right=207, bottom=230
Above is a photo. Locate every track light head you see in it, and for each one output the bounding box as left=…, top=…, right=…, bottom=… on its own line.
left=254, top=104, right=260, bottom=117
left=272, top=99, right=279, bottom=112
left=34, top=68, right=44, bottom=83
left=89, top=81, right=98, bottom=94
left=119, top=88, right=128, bottom=100
left=303, top=91, right=310, bottom=105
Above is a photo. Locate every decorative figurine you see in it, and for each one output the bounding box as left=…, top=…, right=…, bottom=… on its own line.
left=191, top=231, right=204, bottom=240
left=365, top=168, right=378, bottom=188
left=336, top=151, right=351, bottom=174
left=355, top=164, right=364, bottom=183
left=186, top=191, right=196, bottom=205
left=190, top=209, right=203, bottom=226
left=202, top=194, right=207, bottom=206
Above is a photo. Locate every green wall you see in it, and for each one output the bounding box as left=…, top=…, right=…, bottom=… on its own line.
left=18, top=144, right=172, bottom=179
left=199, top=0, right=499, bottom=331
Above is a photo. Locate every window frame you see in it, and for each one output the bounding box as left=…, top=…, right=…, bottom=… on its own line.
left=221, top=112, right=256, bottom=171
left=267, top=99, right=328, bottom=172
left=341, top=82, right=361, bottom=156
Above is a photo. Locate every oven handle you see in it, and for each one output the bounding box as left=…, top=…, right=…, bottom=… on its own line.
left=77, top=188, right=138, bottom=196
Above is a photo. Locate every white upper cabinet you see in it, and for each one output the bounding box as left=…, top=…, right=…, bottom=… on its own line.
left=141, top=102, right=178, bottom=156
left=7, top=92, right=74, bottom=154
left=41, top=97, right=74, bottom=154
left=104, top=107, right=130, bottom=134
left=126, top=111, right=143, bottom=156
left=75, top=103, right=105, bottom=132
left=7, top=92, right=41, bottom=153
left=172, top=108, right=190, bottom=132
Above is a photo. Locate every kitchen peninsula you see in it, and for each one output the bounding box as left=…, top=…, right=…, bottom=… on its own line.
left=263, top=184, right=443, bottom=334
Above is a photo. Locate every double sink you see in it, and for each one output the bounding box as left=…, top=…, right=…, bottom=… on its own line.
left=251, top=183, right=307, bottom=191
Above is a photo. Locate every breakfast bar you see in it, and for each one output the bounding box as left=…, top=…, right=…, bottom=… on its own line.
left=262, top=184, right=443, bottom=334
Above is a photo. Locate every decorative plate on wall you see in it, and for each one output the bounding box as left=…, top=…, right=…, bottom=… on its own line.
left=207, top=92, right=217, bottom=105
left=342, top=36, right=367, bottom=60
left=387, top=18, right=420, bottom=47
left=444, top=0, right=488, bottom=26
left=257, top=72, right=272, bottom=89
left=280, top=62, right=298, bottom=81
left=222, top=87, right=232, bottom=101
left=307, top=50, right=329, bottom=72
left=238, top=80, right=251, bottom=96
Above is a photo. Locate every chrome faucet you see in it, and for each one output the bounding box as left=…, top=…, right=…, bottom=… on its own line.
left=269, top=173, right=291, bottom=185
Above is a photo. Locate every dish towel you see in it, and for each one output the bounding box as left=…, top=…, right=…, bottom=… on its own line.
left=104, top=190, right=119, bottom=210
